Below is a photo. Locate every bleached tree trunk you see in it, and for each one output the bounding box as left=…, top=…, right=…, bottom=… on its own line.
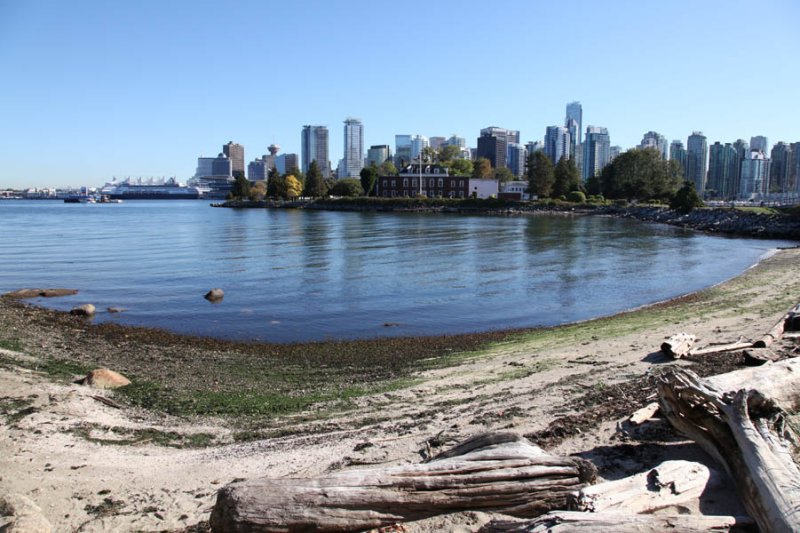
left=482, top=511, right=756, bottom=532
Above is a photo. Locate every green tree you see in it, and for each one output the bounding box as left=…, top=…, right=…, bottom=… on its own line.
left=493, top=167, right=515, bottom=183
left=268, top=175, right=287, bottom=199
left=360, top=165, right=378, bottom=196
left=526, top=151, right=555, bottom=198
left=553, top=156, right=581, bottom=198
left=303, top=160, right=327, bottom=198
left=378, top=160, right=398, bottom=176
left=670, top=180, right=704, bottom=214
left=472, top=157, right=492, bottom=179
left=285, top=175, right=303, bottom=199
left=600, top=148, right=682, bottom=201
left=329, top=178, right=364, bottom=197
left=438, top=144, right=461, bottom=163
left=229, top=175, right=251, bottom=200
left=449, top=158, right=473, bottom=176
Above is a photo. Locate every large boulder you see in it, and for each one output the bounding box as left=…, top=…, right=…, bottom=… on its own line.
left=0, top=493, right=52, bottom=532
left=204, top=288, right=224, bottom=302
left=70, top=304, right=96, bottom=316
left=3, top=288, right=78, bottom=299
left=84, top=368, right=131, bottom=389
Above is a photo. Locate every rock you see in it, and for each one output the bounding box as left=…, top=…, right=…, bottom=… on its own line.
left=84, top=368, right=131, bottom=389
left=0, top=493, right=52, bottom=532
left=70, top=304, right=96, bottom=316
left=106, top=307, right=125, bottom=313
left=3, top=288, right=78, bottom=299
left=204, top=288, right=224, bottom=302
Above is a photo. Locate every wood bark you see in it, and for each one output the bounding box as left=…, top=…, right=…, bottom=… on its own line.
left=660, top=333, right=696, bottom=359
left=210, top=432, right=596, bottom=532
left=656, top=367, right=800, bottom=533
left=573, top=460, right=722, bottom=514
left=705, top=358, right=800, bottom=412
left=481, top=511, right=756, bottom=532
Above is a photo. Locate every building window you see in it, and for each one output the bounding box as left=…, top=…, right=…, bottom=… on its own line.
left=382, top=180, right=388, bottom=187
left=459, top=191, right=464, bottom=198
left=403, top=178, right=408, bottom=187
left=429, top=178, right=435, bottom=187
left=391, top=179, right=396, bottom=187
left=412, top=178, right=417, bottom=187
left=459, top=180, right=464, bottom=187
left=438, top=178, right=443, bottom=188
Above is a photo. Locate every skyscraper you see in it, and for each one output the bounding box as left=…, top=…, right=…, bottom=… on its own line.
left=582, top=126, right=610, bottom=181
left=367, top=145, right=391, bottom=167
left=394, top=135, right=412, bottom=166
left=429, top=136, right=446, bottom=150
left=248, top=155, right=270, bottom=181
left=341, top=117, right=364, bottom=178
left=639, top=131, right=668, bottom=159
left=565, top=102, right=582, bottom=146
left=223, top=141, right=245, bottom=179
left=670, top=140, right=688, bottom=178
left=301, top=125, right=330, bottom=178
left=770, top=143, right=792, bottom=194
left=410, top=135, right=429, bottom=160
left=706, top=142, right=738, bottom=199
left=790, top=142, right=800, bottom=193
left=544, top=126, right=571, bottom=164
left=506, top=143, right=527, bottom=178
left=731, top=139, right=749, bottom=198
left=739, top=151, right=770, bottom=199
left=750, top=135, right=769, bottom=155
left=687, top=132, right=708, bottom=194
left=477, top=127, right=519, bottom=169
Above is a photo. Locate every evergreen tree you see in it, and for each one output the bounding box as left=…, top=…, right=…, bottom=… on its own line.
left=360, top=165, right=378, bottom=196
left=600, top=148, right=682, bottom=201
left=670, top=180, right=704, bottom=214
left=230, top=175, right=251, bottom=200
left=303, top=160, right=327, bottom=198
left=526, top=151, right=555, bottom=198
left=553, top=156, right=581, bottom=198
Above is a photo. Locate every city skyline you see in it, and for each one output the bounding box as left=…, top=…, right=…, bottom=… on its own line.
left=1, top=0, right=798, bottom=189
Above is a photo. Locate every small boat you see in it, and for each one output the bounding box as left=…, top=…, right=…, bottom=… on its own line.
left=64, top=195, right=95, bottom=203
left=98, top=195, right=123, bottom=203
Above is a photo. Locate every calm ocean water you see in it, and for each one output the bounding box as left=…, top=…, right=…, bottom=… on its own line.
left=0, top=200, right=791, bottom=343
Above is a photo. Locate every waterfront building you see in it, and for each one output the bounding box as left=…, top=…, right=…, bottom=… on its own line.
left=707, top=142, right=739, bottom=199
left=544, top=126, right=571, bottom=164
left=687, top=132, right=708, bottom=194
left=477, top=127, right=519, bottom=169
left=375, top=163, right=465, bottom=198
left=429, top=136, right=446, bottom=150
left=739, top=151, right=771, bottom=199
left=582, top=126, right=611, bottom=181
left=770, top=142, right=792, bottom=193
left=367, top=145, right=391, bottom=167
left=639, top=131, right=668, bottom=159
left=670, top=140, right=688, bottom=178
left=468, top=178, right=500, bottom=199
left=195, top=153, right=232, bottom=178
left=411, top=135, right=429, bottom=160
left=223, top=141, right=245, bottom=178
left=301, top=125, right=331, bottom=178
left=247, top=156, right=270, bottom=181
left=525, top=140, right=544, bottom=154
left=341, top=117, right=364, bottom=178
left=499, top=180, right=530, bottom=201
left=565, top=101, right=582, bottom=146
left=395, top=135, right=412, bottom=166
left=750, top=135, right=769, bottom=155
left=506, top=142, right=527, bottom=178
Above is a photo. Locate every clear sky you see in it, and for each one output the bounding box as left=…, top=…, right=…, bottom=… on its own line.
left=1, top=0, right=798, bottom=189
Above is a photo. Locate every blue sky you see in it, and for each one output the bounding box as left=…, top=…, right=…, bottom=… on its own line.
left=1, top=0, right=798, bottom=189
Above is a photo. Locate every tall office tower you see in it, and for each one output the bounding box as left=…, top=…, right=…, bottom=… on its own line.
left=223, top=141, right=245, bottom=178
left=410, top=135, right=429, bottom=160
left=670, top=140, right=689, bottom=178
left=639, top=131, right=668, bottom=159
left=769, top=143, right=792, bottom=194
left=301, top=125, right=330, bottom=178
left=274, top=153, right=298, bottom=175
left=341, top=117, right=364, bottom=178
left=609, top=146, right=622, bottom=162
left=477, top=127, right=519, bottom=169
left=367, top=145, right=391, bottom=167
left=506, top=142, right=527, bottom=178
left=429, top=136, right=446, bottom=150
left=707, top=142, right=739, bottom=199
left=750, top=135, right=769, bottom=155
left=525, top=140, right=544, bottom=154
left=544, top=126, right=571, bottom=164
left=731, top=139, right=749, bottom=198
left=739, top=151, right=771, bottom=199
left=791, top=142, right=800, bottom=193
left=582, top=126, right=610, bottom=181
left=687, top=132, right=708, bottom=194
left=247, top=156, right=270, bottom=181
left=446, top=135, right=466, bottom=148
left=565, top=119, right=579, bottom=159
left=394, top=135, right=412, bottom=166
left=565, top=102, right=582, bottom=146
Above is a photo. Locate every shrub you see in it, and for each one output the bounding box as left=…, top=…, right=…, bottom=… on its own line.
left=566, top=191, right=586, bottom=203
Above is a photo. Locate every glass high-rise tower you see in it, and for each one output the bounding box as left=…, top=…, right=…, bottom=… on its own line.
left=687, top=132, right=708, bottom=194
left=301, top=125, right=330, bottom=178
left=341, top=118, right=364, bottom=178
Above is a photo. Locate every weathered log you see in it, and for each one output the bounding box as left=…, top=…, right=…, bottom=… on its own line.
left=573, top=460, right=722, bottom=514
left=742, top=347, right=781, bottom=366
left=656, top=367, right=800, bottom=533
left=210, top=432, right=596, bottom=532
left=753, top=312, right=791, bottom=348
left=688, top=339, right=753, bottom=356
left=705, top=357, right=800, bottom=411
left=627, top=402, right=659, bottom=425
left=660, top=333, right=696, bottom=359
left=481, top=511, right=756, bottom=532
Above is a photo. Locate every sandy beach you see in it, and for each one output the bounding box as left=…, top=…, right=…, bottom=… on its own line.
left=1, top=246, right=798, bottom=532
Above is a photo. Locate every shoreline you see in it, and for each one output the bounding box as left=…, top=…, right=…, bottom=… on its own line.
left=1, top=249, right=799, bottom=531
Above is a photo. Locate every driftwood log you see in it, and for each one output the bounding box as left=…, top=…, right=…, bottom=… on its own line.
left=742, top=347, right=781, bottom=366
left=573, top=460, right=722, bottom=514
left=705, top=358, right=800, bottom=411
left=210, top=432, right=596, bottom=532
left=660, top=333, right=696, bottom=359
left=753, top=311, right=792, bottom=348
left=689, top=339, right=753, bottom=356
left=481, top=511, right=756, bottom=532
left=656, top=367, right=800, bottom=533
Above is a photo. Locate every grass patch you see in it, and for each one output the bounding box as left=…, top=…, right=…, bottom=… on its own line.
left=38, top=358, right=93, bottom=381
left=71, top=423, right=215, bottom=448
left=0, top=338, right=23, bottom=352
left=0, top=395, right=38, bottom=425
